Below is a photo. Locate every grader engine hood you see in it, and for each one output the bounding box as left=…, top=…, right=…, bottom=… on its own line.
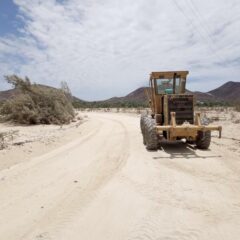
left=164, top=95, right=194, bottom=125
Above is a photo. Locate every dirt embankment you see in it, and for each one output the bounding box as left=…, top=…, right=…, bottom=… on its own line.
left=0, top=111, right=240, bottom=240
left=0, top=114, right=88, bottom=170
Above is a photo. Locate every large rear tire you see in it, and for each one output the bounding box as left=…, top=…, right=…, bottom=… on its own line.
left=196, top=130, right=211, bottom=149
left=140, top=113, right=147, bottom=145
left=140, top=113, right=147, bottom=134
left=145, top=117, right=158, bottom=150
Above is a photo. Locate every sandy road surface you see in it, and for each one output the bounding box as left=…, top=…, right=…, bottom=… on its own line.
left=0, top=112, right=240, bottom=240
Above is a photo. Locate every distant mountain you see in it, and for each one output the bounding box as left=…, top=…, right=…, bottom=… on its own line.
left=1, top=81, right=239, bottom=107
left=97, top=81, right=239, bottom=105
left=100, top=87, right=218, bottom=105
left=208, top=81, right=240, bottom=102
left=123, top=87, right=148, bottom=102
left=99, top=87, right=148, bottom=105
left=0, top=84, right=86, bottom=103
left=185, top=90, right=216, bottom=102
left=0, top=88, right=21, bottom=101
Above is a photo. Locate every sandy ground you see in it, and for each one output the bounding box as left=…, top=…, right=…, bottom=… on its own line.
left=0, top=111, right=240, bottom=240
left=0, top=114, right=88, bottom=170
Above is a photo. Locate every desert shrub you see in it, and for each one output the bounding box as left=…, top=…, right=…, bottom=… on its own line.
left=0, top=75, right=74, bottom=124
left=233, top=119, right=240, bottom=124
left=0, top=130, right=18, bottom=149
left=234, top=103, right=240, bottom=112
left=0, top=132, right=5, bottom=149
left=72, top=98, right=149, bottom=109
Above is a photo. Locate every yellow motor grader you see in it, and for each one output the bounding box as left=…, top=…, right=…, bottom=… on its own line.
left=140, top=71, right=222, bottom=150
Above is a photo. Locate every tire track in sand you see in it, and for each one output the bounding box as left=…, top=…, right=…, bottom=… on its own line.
left=20, top=117, right=130, bottom=240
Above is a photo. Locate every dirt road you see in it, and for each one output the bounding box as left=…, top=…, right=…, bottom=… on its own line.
left=1, top=112, right=240, bottom=240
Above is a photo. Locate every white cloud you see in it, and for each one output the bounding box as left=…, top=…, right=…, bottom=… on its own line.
left=0, top=0, right=240, bottom=100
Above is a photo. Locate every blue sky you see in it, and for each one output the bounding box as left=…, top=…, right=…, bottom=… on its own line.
left=0, top=0, right=240, bottom=100
left=0, top=1, right=21, bottom=36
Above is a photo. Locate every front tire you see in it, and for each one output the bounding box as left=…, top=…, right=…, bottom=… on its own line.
left=145, top=117, right=158, bottom=150
left=140, top=113, right=147, bottom=134
left=196, top=130, right=211, bottom=149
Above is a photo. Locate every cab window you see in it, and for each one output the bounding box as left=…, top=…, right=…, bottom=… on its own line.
left=156, top=77, right=181, bottom=94
left=156, top=79, right=173, bottom=94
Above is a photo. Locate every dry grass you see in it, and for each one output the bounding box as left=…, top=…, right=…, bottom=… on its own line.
left=0, top=75, right=74, bottom=125
left=0, top=130, right=19, bottom=149
left=235, top=103, right=240, bottom=112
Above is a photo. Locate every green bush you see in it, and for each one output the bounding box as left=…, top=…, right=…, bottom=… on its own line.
left=72, top=99, right=149, bottom=109
left=0, top=75, right=74, bottom=124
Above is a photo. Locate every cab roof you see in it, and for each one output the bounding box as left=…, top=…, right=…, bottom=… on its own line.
left=150, top=71, right=189, bottom=79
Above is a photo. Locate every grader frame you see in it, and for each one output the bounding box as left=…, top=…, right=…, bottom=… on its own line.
left=141, top=71, right=222, bottom=150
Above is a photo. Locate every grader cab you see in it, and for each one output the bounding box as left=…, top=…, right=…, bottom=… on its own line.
left=140, top=71, right=222, bottom=150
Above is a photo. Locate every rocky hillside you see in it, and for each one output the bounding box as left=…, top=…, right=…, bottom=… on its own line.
left=0, top=88, right=21, bottom=101
left=208, top=81, right=240, bottom=102
left=1, top=81, right=239, bottom=107
left=99, top=87, right=149, bottom=104
left=0, top=84, right=85, bottom=102
left=100, top=81, right=239, bottom=105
